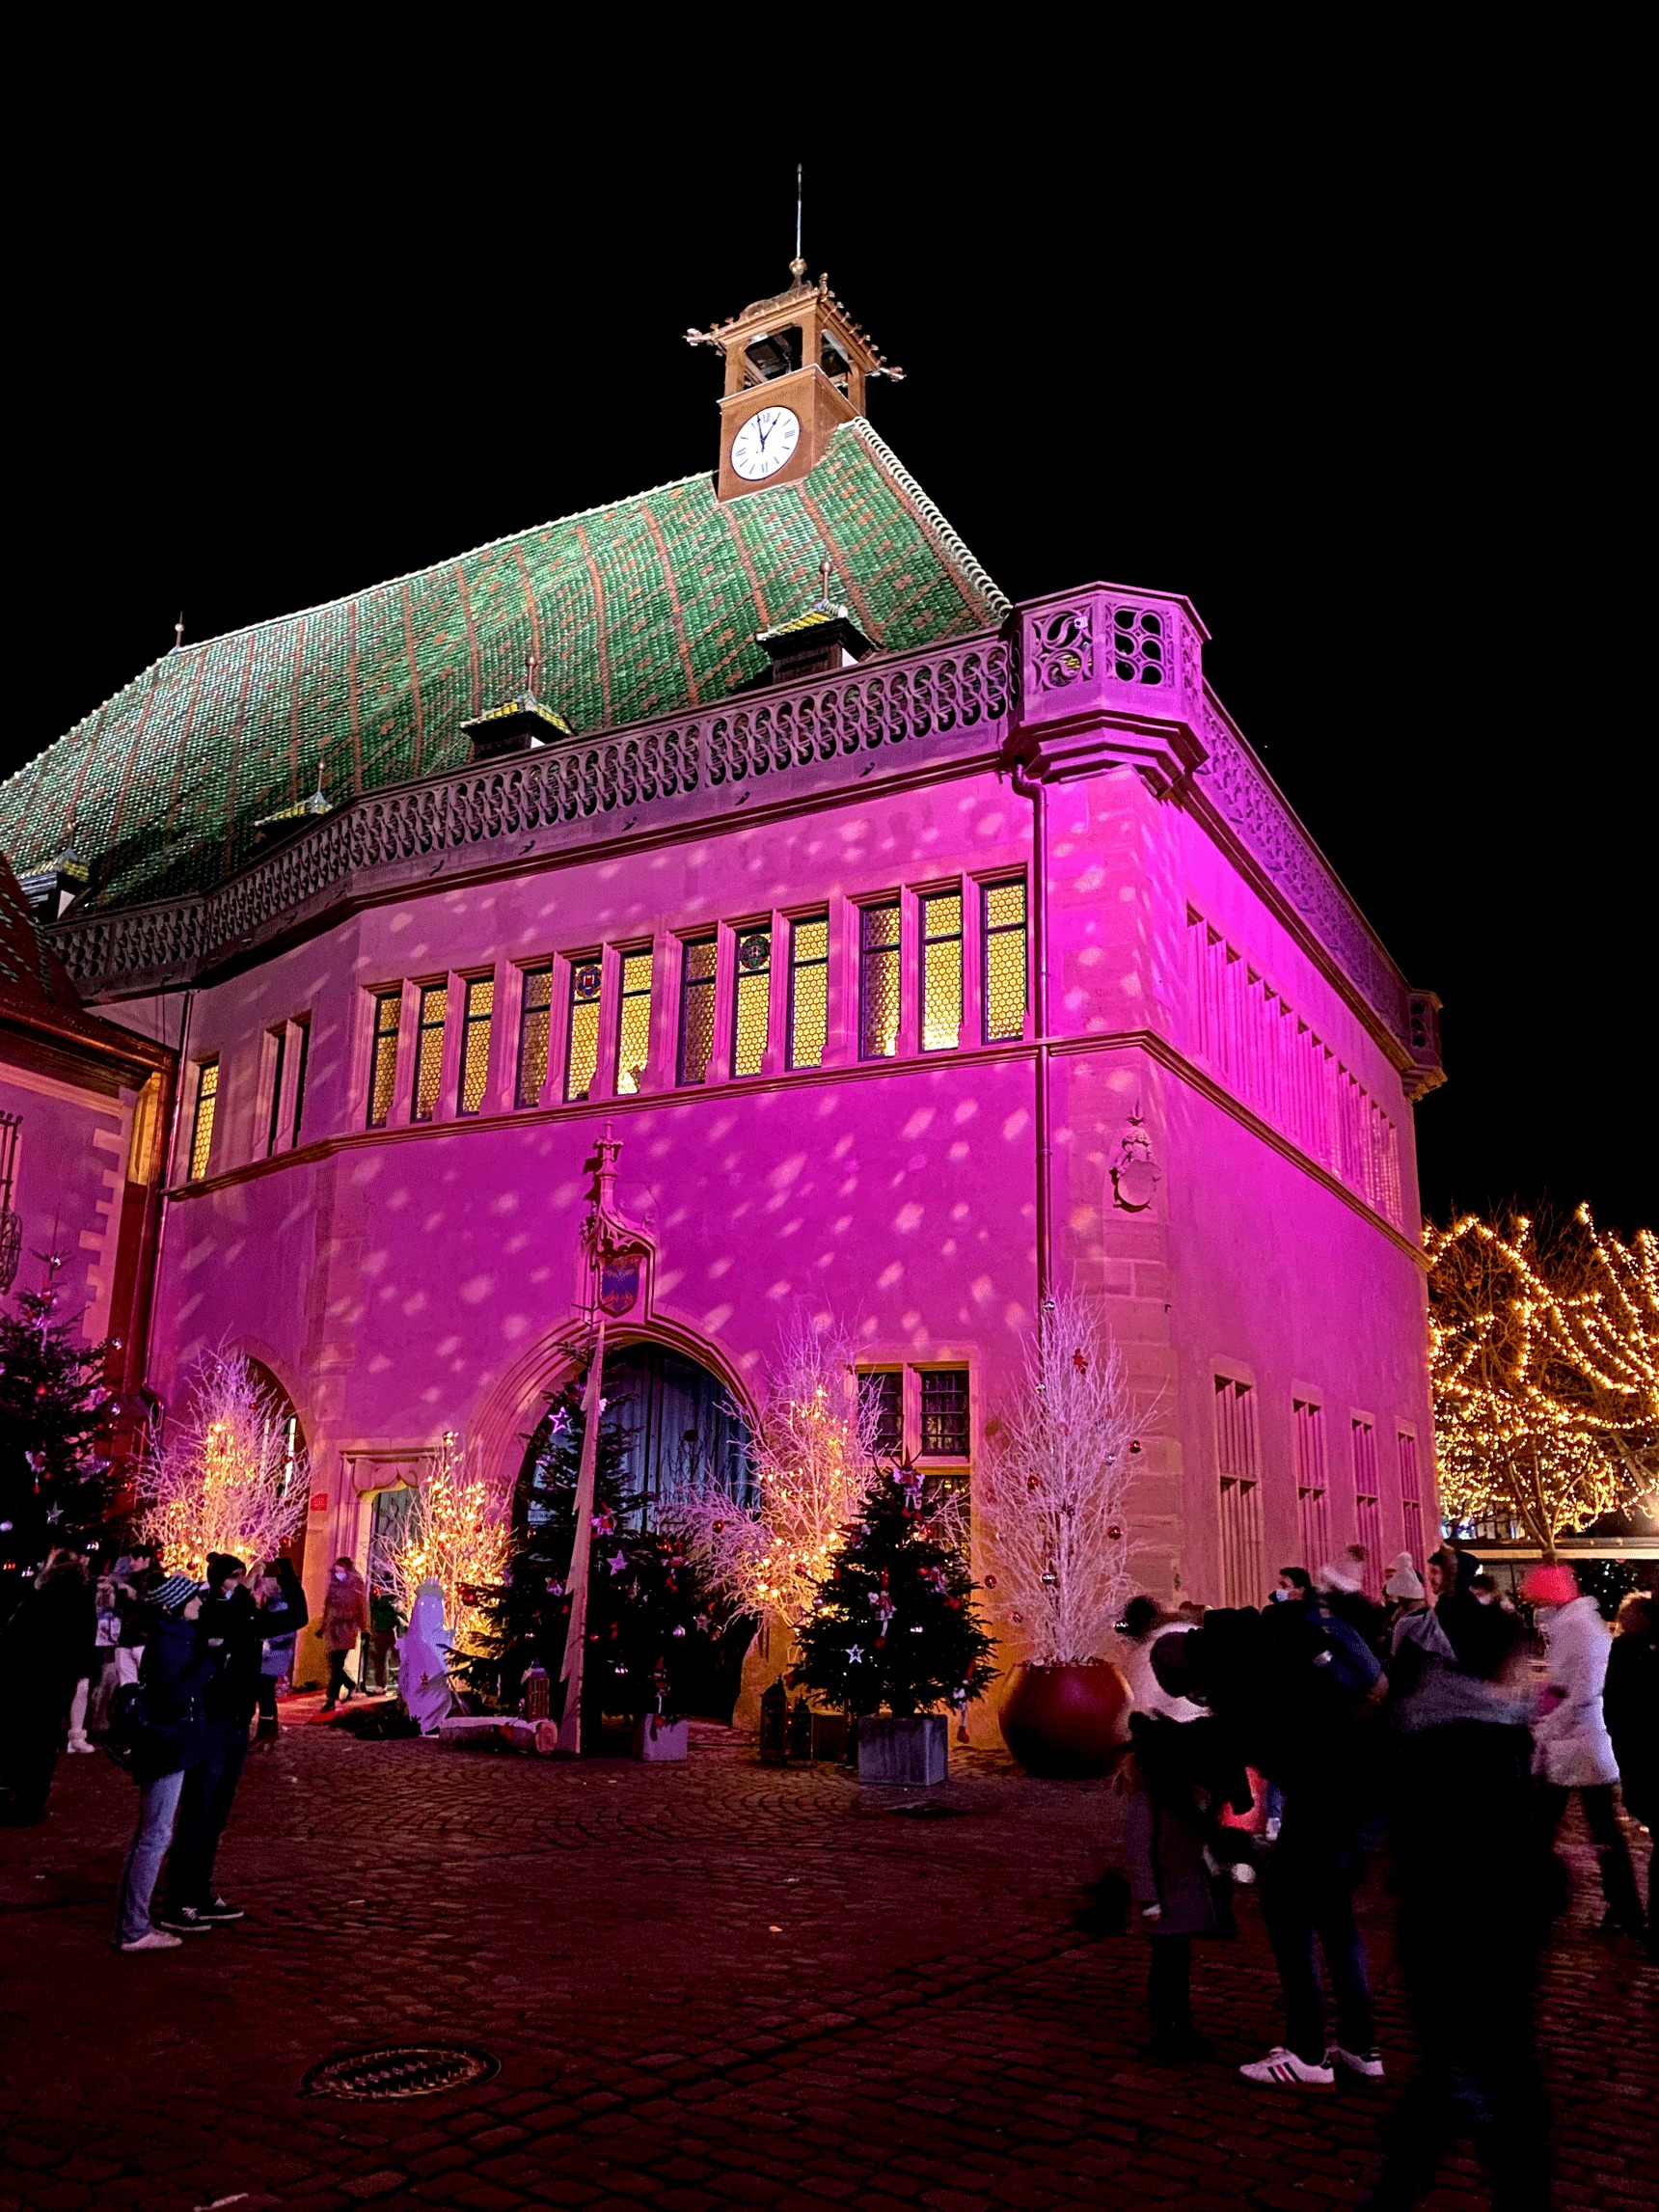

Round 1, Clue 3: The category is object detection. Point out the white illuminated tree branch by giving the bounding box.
[137,1352,307,1580]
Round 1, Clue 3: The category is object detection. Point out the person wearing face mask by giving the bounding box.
[1526,1561,1645,1946]
[319,1555,369,1712]
[1272,1568,1311,1604]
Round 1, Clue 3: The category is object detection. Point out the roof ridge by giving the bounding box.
[847,420,1011,618]
[10,464,720,779]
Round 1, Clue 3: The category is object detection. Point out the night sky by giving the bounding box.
[12,81,1648,1234]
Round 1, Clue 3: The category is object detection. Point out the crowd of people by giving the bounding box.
[1111,1544,1655,2212]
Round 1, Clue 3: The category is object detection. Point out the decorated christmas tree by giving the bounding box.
[457,1377,726,1728]
[0,1262,116,1597]
[793,1462,996,1721]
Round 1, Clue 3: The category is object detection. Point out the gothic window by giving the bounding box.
[1293,1397,1330,1570]
[859,902,901,1058]
[1214,1376,1264,1607]
[457,975,494,1115]
[919,1369,970,1459]
[411,983,449,1123]
[788,914,829,1070]
[731,928,772,1077]
[921,890,963,1052]
[858,1369,903,1459]
[678,936,717,1084]
[516,965,552,1107]
[614,949,653,1094]
[564,959,602,1103]
[265,1026,286,1158]
[1398,1429,1424,1571]
[982,878,1027,1042]
[1351,1419,1381,1590]
[290,1019,311,1145]
[367,990,401,1129]
[187,1058,219,1182]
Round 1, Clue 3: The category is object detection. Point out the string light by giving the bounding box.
[378,1430,509,1650]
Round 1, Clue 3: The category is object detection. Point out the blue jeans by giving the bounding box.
[1261,1796,1375,2062]
[115,1768,186,1944]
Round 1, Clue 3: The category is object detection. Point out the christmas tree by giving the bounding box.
[793,1462,996,1720]
[457,1377,727,1729]
[0,1261,116,1598]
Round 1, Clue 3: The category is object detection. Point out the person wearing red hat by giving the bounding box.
[1524,1561,1646,1945]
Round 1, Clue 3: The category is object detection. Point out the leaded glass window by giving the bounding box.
[614,949,654,1094]
[732,928,772,1077]
[921,889,963,1051]
[788,914,830,1069]
[565,958,602,1103]
[367,990,401,1129]
[187,1058,219,1182]
[678,936,717,1084]
[859,902,901,1059]
[290,1019,310,1144]
[411,983,448,1123]
[858,1369,903,1459]
[920,1368,970,1458]
[516,965,552,1106]
[982,878,1027,1042]
[457,974,494,1114]
[265,1026,286,1157]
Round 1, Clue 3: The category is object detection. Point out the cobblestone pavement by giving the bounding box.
[1,1707,1653,2212]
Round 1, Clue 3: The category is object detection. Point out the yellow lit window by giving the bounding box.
[982,878,1027,1042]
[614,950,654,1094]
[457,975,494,1114]
[411,984,449,1123]
[565,958,602,1102]
[920,890,963,1051]
[187,1059,219,1181]
[678,937,717,1084]
[516,966,552,1106]
[788,914,830,1069]
[367,991,401,1128]
[732,929,772,1077]
[859,903,901,1058]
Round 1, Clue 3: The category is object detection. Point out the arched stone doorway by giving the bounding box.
[514,1337,755,1721]
[243,1356,309,1578]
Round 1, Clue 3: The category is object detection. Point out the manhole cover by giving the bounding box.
[301,2045,499,2100]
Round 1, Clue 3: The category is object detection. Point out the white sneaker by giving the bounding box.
[67,1735,95,1753]
[1230,1861,1258,1885]
[119,1930,183,1953]
[1328,2045,1385,2078]
[1238,2045,1335,2088]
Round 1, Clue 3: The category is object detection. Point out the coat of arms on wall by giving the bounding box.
[1110,1109,1160,1213]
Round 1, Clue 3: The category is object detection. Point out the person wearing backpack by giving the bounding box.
[112,1578,210,1953]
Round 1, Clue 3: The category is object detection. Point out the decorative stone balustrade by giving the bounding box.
[49,637,1015,993]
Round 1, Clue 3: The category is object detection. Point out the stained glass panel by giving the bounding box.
[982,878,1027,1042]
[788,914,829,1069]
[732,930,771,1077]
[188,1059,219,1181]
[516,966,552,1106]
[860,902,901,1058]
[678,936,717,1084]
[565,959,602,1103]
[367,991,401,1128]
[412,984,448,1122]
[615,950,654,1094]
[920,890,962,1051]
[458,975,494,1114]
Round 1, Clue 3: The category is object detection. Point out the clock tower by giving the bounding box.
[687,261,903,503]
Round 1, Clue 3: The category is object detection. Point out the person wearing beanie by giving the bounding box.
[1382,1554,1424,1607]
[113,1581,210,1952]
[155,1551,281,1935]
[1525,1561,1645,1944]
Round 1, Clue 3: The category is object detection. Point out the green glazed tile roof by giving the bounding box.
[1,423,1006,911]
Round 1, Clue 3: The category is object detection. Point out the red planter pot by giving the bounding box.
[998,1660,1131,1778]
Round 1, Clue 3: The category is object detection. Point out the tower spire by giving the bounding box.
[790,162,805,279]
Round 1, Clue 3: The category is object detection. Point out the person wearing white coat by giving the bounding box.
[1525,1563,1645,1942]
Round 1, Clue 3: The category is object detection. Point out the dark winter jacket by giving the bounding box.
[1123,1714,1227,1938]
[1604,1625,1659,1816]
[1,1570,95,1716]
[202,1583,301,1726]
[132,1615,212,1782]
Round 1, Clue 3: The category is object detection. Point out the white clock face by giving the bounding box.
[730,405,801,481]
